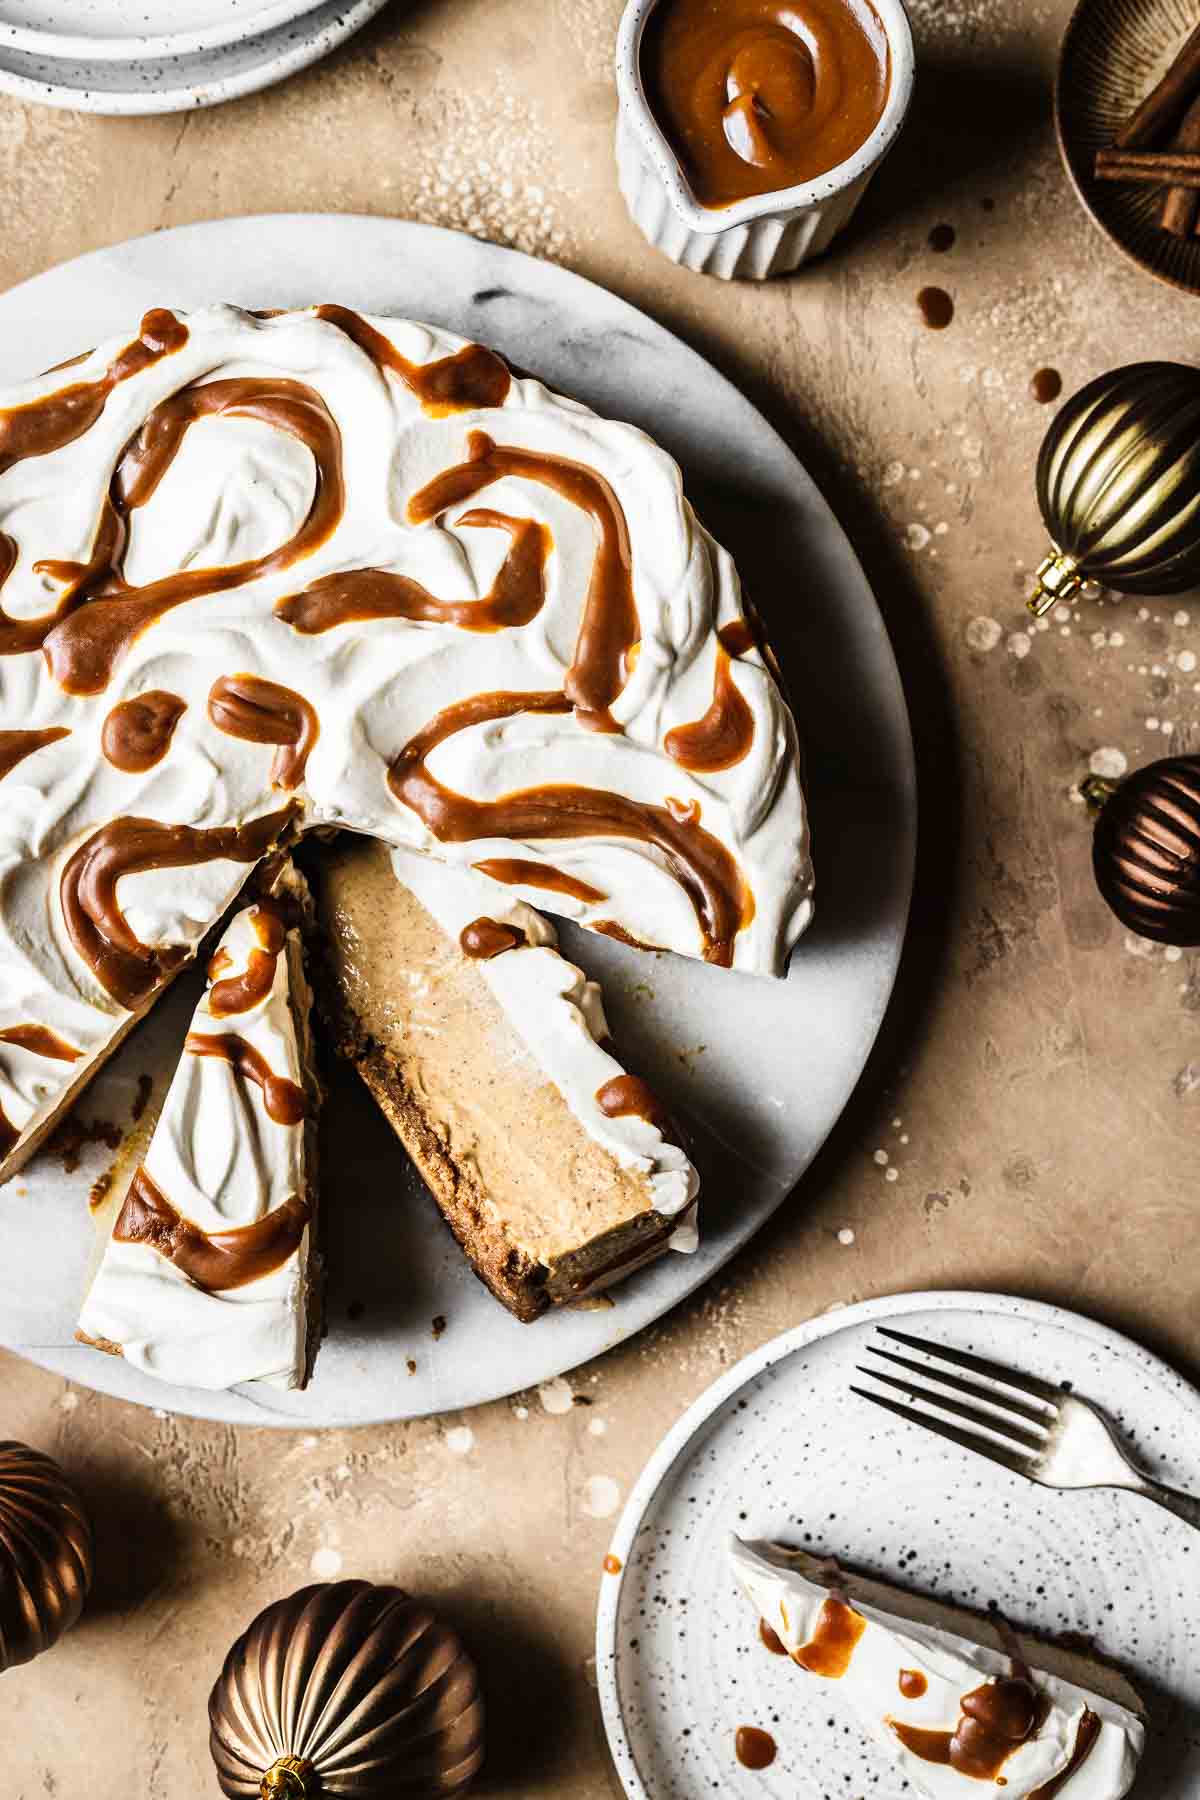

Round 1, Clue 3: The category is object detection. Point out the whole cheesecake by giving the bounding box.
[0,302,812,1184]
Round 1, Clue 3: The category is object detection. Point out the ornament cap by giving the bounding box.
[1080,773,1118,813]
[1028,549,1081,618]
[261,1757,314,1800]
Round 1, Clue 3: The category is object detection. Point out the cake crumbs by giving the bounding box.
[431,1315,447,1340]
[407,1358,418,1376]
[50,1113,122,1174]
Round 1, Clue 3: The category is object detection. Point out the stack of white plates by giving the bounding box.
[0,0,390,113]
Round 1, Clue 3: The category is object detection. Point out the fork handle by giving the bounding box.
[1118,1471,1200,1532]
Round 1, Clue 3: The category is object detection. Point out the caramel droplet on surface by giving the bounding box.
[899,1667,928,1698]
[917,287,954,329]
[603,1554,622,1575]
[459,917,527,960]
[735,1726,777,1770]
[927,223,956,252]
[1031,367,1062,405]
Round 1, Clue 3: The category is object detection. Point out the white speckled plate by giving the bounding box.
[597,1291,1200,1799]
[0,215,914,1427]
[0,0,387,114]
[0,0,327,62]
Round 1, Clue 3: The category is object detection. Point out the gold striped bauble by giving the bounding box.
[0,1440,93,1672]
[1029,362,1200,616]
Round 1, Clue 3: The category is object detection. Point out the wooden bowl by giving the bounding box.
[1056,0,1200,294]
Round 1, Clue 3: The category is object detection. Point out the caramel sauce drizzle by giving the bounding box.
[60,805,297,1010]
[0,1024,82,1061]
[101,690,186,773]
[0,309,188,480]
[276,510,548,637]
[459,917,527,960]
[758,1619,787,1655]
[735,1726,777,1771]
[593,921,659,951]
[0,725,70,781]
[792,1597,867,1678]
[595,1073,674,1133]
[386,689,750,965]
[664,644,754,773]
[887,1673,1043,1779]
[207,674,319,791]
[113,1163,309,1292]
[39,377,344,696]
[185,1031,307,1126]
[472,856,607,904]
[408,431,637,722]
[316,304,511,416]
[1029,1711,1101,1800]
[208,907,287,1018]
[718,617,756,657]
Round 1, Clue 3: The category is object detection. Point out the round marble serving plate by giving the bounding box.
[0,0,387,114]
[1057,0,1200,296]
[0,215,915,1428]
[597,1291,1200,1798]
[0,0,327,62]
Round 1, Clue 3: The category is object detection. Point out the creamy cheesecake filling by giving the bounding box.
[729,1538,1144,1800]
[77,890,319,1390]
[0,302,811,1175]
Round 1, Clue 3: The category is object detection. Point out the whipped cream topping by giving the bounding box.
[77,900,314,1390]
[729,1537,1143,1800]
[0,303,811,1171]
[390,845,699,1242]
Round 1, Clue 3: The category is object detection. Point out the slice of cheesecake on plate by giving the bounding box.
[729,1536,1144,1799]
[76,859,322,1391]
[311,836,699,1323]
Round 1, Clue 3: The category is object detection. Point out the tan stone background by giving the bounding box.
[3,0,1199,1792]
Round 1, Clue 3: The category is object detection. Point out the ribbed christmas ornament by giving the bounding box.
[1083,755,1200,944]
[208,1581,485,1798]
[0,1441,93,1672]
[1028,362,1200,617]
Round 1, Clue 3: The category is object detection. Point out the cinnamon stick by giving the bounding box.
[1161,90,1200,235]
[1116,22,1200,149]
[1095,147,1200,187]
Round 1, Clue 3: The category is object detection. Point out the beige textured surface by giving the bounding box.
[3,0,1200,1792]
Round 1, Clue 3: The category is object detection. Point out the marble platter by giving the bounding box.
[0,0,387,113]
[597,1290,1200,1799]
[0,0,327,60]
[0,215,915,1426]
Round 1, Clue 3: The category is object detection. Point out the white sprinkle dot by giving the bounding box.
[1166,945,1184,963]
[1175,610,1191,626]
[1088,747,1127,780]
[588,1417,608,1437]
[1146,717,1160,731]
[445,1426,475,1455]
[582,1476,621,1519]
[538,1376,575,1415]
[1036,618,1051,633]
[907,523,932,552]
[58,1391,78,1412]
[1179,650,1196,673]
[965,615,1002,652]
[1162,720,1174,735]
[513,1405,529,1420]
[837,1227,856,1247]
[1007,631,1032,660]
[1060,625,1071,637]
[891,1116,902,1128]
[900,1134,910,1145]
[310,1546,343,1580]
[885,1167,900,1183]
[873,1149,889,1166]
[1109,632,1125,648]
[1138,607,1150,621]
[1053,605,1072,624]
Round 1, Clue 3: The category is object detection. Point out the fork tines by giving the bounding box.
[850,1325,1065,1481]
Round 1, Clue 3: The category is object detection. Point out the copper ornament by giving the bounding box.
[208,1580,485,1798]
[1085,754,1200,943]
[0,1440,93,1672]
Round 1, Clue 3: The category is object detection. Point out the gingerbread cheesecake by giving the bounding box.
[0,301,810,1187]
[729,1537,1145,1799]
[313,835,699,1321]
[76,862,321,1390]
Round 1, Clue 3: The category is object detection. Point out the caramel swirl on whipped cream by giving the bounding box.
[0,303,811,1172]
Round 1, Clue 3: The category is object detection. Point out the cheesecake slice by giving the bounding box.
[312,835,699,1323]
[729,1537,1144,1799]
[76,860,322,1390]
